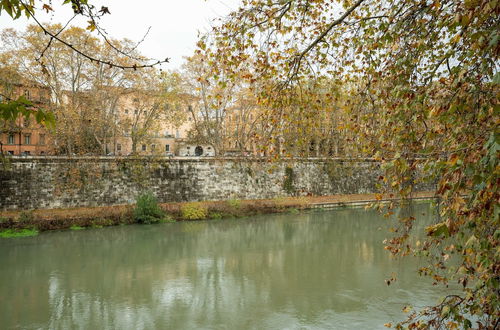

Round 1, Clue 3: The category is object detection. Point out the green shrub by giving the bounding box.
[0,216,8,224]
[227,199,242,209]
[70,225,85,230]
[134,192,165,224]
[289,208,299,214]
[180,202,208,220]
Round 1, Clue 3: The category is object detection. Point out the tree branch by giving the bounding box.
[20,1,169,70]
[286,0,366,84]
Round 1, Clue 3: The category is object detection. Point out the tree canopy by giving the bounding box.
[200,0,499,328]
[0,0,168,128]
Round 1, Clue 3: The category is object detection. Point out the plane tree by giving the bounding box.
[200,0,499,327]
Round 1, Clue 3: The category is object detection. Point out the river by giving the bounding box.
[0,203,447,329]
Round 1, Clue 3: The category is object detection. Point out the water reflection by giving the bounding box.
[0,204,445,329]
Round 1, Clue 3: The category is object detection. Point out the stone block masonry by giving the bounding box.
[0,157,432,211]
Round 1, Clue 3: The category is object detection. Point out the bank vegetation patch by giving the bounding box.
[181,202,208,220]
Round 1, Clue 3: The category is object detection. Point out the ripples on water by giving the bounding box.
[0,203,449,329]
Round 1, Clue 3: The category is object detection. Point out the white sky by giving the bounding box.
[0,0,241,69]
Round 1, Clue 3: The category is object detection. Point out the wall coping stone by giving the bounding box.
[3,156,382,164]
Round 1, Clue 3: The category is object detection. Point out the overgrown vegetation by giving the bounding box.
[0,228,38,238]
[209,212,223,220]
[283,167,295,195]
[133,192,165,224]
[201,0,499,326]
[18,211,34,223]
[0,194,432,236]
[227,199,242,209]
[180,202,208,220]
[158,215,175,223]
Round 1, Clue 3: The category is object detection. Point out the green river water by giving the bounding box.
[0,204,448,329]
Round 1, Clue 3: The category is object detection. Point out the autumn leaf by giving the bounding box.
[42,4,53,13]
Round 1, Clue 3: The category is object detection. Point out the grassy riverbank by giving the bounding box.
[0,192,434,237]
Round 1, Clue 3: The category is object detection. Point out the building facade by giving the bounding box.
[0,73,54,156]
[106,90,195,156]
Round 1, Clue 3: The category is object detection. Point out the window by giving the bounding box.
[125,109,129,114]
[134,109,138,115]
[151,144,156,151]
[39,134,46,145]
[142,144,146,151]
[176,130,180,138]
[7,151,14,155]
[40,151,45,155]
[165,144,170,152]
[188,105,193,112]
[24,89,30,99]
[23,151,30,155]
[23,118,30,128]
[117,144,122,151]
[7,134,15,145]
[24,134,31,145]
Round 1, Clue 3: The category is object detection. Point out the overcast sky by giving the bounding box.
[0,0,240,69]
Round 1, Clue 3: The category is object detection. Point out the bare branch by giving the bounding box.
[20,1,169,70]
[287,0,366,83]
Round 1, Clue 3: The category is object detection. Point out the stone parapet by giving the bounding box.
[0,157,432,210]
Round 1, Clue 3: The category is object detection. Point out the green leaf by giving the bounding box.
[440,305,450,318]
[426,222,449,237]
[493,72,500,84]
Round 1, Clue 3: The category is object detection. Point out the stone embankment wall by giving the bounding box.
[0,157,430,211]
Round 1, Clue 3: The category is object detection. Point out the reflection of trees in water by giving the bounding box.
[0,205,438,329]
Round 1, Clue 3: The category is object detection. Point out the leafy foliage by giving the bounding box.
[227,199,242,209]
[0,95,55,128]
[201,0,500,327]
[0,0,35,19]
[0,24,182,155]
[133,192,165,224]
[180,202,208,220]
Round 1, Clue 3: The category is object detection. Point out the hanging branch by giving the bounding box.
[86,6,154,63]
[20,1,169,70]
[285,0,366,84]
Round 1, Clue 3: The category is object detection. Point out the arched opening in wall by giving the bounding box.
[195,146,203,156]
